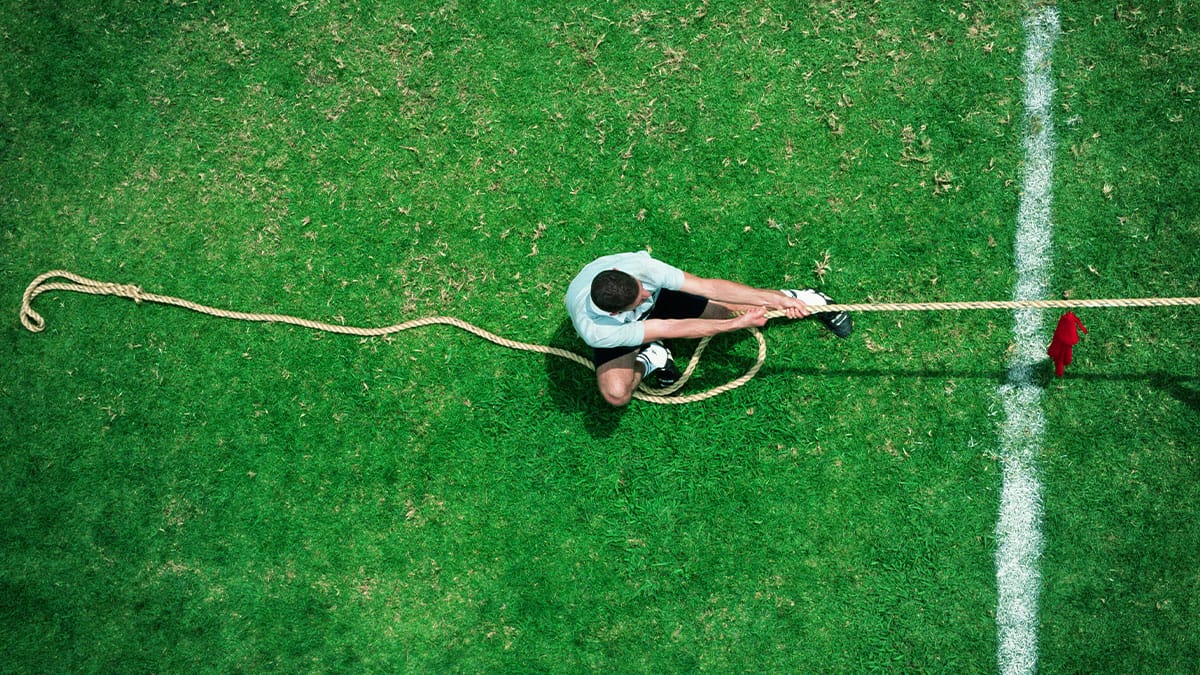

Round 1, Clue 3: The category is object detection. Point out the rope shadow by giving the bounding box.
[753,362,1200,415]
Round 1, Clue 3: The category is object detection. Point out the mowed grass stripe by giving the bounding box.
[995,7,1059,675]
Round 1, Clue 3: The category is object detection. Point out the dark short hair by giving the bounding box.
[591,270,639,312]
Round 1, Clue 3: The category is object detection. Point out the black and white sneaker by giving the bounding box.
[636,341,681,386]
[783,288,853,338]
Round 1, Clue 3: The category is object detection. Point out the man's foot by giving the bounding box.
[783,288,853,338]
[636,341,681,386]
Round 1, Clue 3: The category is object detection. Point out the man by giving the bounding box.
[565,251,852,406]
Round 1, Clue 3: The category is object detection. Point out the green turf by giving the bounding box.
[1039,4,1200,672]
[2,0,1197,671]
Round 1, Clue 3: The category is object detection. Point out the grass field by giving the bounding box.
[2,0,1197,671]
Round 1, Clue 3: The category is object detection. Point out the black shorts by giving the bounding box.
[592,289,709,367]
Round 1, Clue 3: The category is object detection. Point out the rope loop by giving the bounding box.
[20,307,45,333]
[19,270,60,333]
[20,271,147,333]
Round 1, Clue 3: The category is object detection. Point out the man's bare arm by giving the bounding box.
[641,308,768,343]
[679,272,809,317]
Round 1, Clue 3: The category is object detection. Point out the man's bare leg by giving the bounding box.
[596,352,643,407]
[702,300,750,319]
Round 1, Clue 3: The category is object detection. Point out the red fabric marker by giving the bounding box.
[1047,311,1087,376]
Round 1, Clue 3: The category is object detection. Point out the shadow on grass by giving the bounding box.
[542,318,627,438]
[1148,373,1200,414]
[540,319,1199,424]
[755,360,1199,415]
[541,320,767,437]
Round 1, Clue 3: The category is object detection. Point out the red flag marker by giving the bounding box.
[1047,311,1087,376]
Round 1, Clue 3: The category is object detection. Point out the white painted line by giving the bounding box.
[996,7,1059,675]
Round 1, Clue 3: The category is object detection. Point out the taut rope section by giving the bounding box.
[19,270,1200,404]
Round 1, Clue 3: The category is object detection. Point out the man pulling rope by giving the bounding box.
[564,251,852,406]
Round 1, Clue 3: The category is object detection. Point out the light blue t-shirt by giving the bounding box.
[565,251,686,348]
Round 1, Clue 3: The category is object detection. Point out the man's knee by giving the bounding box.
[600,382,634,407]
[596,356,639,407]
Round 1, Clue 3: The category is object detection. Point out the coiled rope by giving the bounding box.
[19,270,1200,404]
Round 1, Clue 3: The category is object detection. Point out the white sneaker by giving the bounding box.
[636,341,681,387]
[783,288,853,338]
[636,341,672,377]
[783,288,830,307]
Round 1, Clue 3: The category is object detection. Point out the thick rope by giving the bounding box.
[19,270,1200,404]
[18,270,742,404]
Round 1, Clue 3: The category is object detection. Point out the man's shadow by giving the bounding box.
[543,318,622,437]
[543,319,776,437]
[544,318,1200,436]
